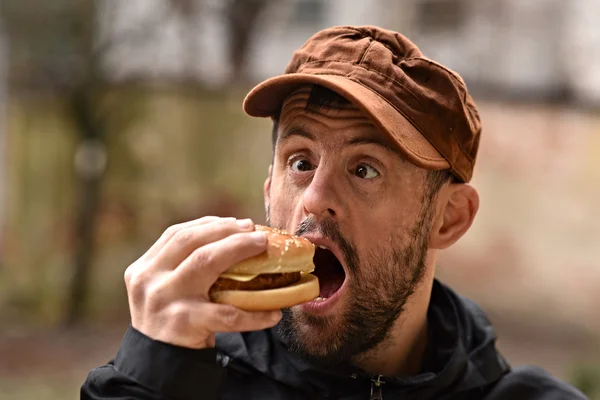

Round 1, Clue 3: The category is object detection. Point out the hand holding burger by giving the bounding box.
[123,217,318,350]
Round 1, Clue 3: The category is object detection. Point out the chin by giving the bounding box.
[281,297,349,358]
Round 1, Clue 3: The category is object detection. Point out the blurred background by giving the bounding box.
[0,0,599,399]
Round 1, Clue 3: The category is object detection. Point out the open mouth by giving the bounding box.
[312,246,346,301]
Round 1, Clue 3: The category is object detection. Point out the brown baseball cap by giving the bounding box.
[243,25,481,183]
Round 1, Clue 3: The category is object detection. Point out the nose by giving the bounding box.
[301,164,344,220]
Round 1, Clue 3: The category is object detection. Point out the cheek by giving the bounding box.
[353,202,415,245]
[349,213,419,276]
[366,184,424,230]
[352,236,411,287]
[268,174,304,224]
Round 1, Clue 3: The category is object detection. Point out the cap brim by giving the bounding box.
[243,73,450,170]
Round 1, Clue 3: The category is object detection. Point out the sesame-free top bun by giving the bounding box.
[209,225,319,311]
[223,225,316,275]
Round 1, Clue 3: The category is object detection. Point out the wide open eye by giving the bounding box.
[354,164,380,179]
[291,158,314,172]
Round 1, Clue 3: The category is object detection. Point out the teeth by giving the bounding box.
[314,297,326,302]
[318,245,328,250]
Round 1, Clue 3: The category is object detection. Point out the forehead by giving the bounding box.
[277,87,395,148]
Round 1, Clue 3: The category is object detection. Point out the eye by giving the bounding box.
[354,164,380,179]
[291,158,314,172]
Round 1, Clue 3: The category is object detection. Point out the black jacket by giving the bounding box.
[82,280,587,399]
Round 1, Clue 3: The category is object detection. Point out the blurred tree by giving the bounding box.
[2,0,274,326]
[170,0,204,81]
[4,0,122,326]
[62,1,107,327]
[0,17,7,270]
[224,0,273,84]
[167,0,274,83]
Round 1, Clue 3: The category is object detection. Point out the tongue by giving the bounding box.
[315,265,345,298]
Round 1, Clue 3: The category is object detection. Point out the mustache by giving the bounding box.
[294,217,359,275]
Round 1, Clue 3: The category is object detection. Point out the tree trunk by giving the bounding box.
[0,24,7,267]
[63,88,106,327]
[225,0,271,84]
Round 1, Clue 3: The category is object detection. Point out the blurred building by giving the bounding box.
[389,0,600,106]
[98,0,388,85]
[101,0,600,106]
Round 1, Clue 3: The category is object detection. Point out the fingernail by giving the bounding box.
[249,231,267,244]
[237,218,253,229]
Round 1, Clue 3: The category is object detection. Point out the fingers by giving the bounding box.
[149,217,258,273]
[150,302,281,349]
[143,216,222,260]
[190,302,282,333]
[172,230,269,294]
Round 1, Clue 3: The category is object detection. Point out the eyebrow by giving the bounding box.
[278,126,403,160]
[345,137,402,158]
[278,127,315,145]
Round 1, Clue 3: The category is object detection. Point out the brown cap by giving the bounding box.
[243,26,481,182]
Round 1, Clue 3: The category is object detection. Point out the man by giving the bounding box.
[82,26,586,399]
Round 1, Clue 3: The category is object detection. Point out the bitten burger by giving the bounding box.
[209,225,319,311]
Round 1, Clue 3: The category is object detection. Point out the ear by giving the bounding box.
[429,183,479,250]
[263,164,272,211]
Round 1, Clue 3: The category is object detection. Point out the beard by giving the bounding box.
[266,200,434,367]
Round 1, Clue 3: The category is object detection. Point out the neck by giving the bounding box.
[351,254,436,377]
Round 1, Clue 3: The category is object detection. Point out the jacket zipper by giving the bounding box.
[369,375,385,400]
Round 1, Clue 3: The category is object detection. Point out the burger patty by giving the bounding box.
[210,272,301,292]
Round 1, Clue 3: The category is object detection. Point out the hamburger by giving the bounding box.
[209,225,319,311]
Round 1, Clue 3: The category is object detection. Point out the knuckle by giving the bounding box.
[218,307,242,329]
[227,232,250,248]
[169,303,191,332]
[125,269,147,299]
[199,215,218,223]
[144,283,168,313]
[172,229,194,247]
[124,266,134,286]
[236,231,252,244]
[206,217,236,233]
[190,248,215,269]
[163,223,182,240]
[128,283,145,306]
[216,217,236,227]
[125,266,162,307]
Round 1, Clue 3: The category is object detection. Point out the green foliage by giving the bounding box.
[0,378,78,400]
[570,364,600,400]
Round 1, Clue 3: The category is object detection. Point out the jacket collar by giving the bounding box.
[216,280,510,398]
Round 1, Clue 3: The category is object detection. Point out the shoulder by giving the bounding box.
[485,366,588,399]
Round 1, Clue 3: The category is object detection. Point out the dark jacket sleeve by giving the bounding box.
[81,327,227,400]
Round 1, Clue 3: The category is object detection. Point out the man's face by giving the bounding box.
[265,88,438,366]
